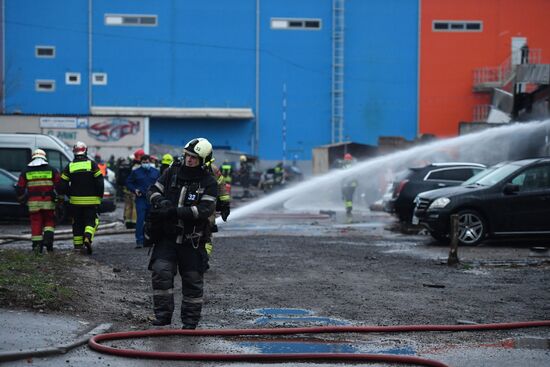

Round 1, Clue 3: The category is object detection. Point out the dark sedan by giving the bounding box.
[0,168,116,222]
[413,158,550,245]
[385,162,486,222]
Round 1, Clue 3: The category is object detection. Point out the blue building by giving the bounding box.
[1,0,419,167]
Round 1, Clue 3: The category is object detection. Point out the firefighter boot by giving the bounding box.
[43,230,54,253]
[32,240,43,254]
[83,234,93,255]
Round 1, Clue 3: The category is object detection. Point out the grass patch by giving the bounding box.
[0,249,76,310]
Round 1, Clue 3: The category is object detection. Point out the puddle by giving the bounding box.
[254,308,349,326]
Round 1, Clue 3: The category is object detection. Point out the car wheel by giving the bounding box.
[456,209,486,246]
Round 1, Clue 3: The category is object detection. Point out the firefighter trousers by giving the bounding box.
[71,205,99,248]
[29,209,55,251]
[149,237,208,328]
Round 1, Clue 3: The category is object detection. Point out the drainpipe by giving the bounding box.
[254,0,261,157]
[416,0,421,138]
[88,0,93,113]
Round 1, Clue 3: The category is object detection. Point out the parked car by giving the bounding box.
[0,169,116,223]
[385,162,486,222]
[0,168,28,219]
[0,133,116,221]
[413,158,550,246]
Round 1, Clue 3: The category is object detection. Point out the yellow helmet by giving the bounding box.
[161,153,174,165]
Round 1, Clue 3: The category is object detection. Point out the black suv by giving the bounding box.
[386,163,486,222]
[413,158,550,245]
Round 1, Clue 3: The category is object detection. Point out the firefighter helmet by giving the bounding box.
[31,148,47,161]
[240,155,247,162]
[184,138,213,165]
[161,153,174,165]
[73,141,88,156]
[344,153,353,161]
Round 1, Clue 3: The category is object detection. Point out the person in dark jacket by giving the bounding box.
[126,154,160,248]
[146,137,217,329]
[59,141,104,254]
[16,149,61,253]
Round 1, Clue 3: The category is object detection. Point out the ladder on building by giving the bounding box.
[331,0,345,143]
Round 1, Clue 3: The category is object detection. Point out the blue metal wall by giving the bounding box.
[4,0,88,114]
[259,0,333,161]
[345,0,419,144]
[3,0,419,161]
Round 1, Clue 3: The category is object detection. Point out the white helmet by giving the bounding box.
[73,141,87,156]
[32,148,47,161]
[183,138,213,164]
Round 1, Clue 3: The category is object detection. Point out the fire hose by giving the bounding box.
[89,320,550,366]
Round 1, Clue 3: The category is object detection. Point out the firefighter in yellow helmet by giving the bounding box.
[59,141,104,254]
[238,155,252,198]
[160,153,174,175]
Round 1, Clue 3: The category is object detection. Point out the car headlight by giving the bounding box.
[429,197,450,209]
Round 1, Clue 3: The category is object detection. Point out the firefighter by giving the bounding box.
[204,157,231,268]
[237,155,251,198]
[220,160,232,184]
[59,141,104,254]
[341,153,357,218]
[15,149,61,253]
[160,153,174,175]
[95,154,108,177]
[273,162,285,186]
[123,149,144,229]
[125,154,160,248]
[146,137,217,329]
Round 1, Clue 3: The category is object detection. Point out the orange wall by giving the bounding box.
[420,0,550,136]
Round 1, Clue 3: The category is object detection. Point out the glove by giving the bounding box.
[220,203,230,222]
[149,203,178,221]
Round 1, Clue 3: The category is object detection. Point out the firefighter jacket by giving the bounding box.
[16,164,61,212]
[60,157,104,205]
[147,162,217,244]
[209,163,231,205]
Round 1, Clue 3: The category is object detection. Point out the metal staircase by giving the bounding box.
[331,0,345,143]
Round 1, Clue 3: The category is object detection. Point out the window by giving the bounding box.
[432,20,483,32]
[44,149,69,172]
[271,18,321,30]
[0,148,31,173]
[0,171,14,186]
[92,73,108,85]
[426,168,481,182]
[511,166,550,192]
[35,80,55,92]
[66,72,81,85]
[35,46,55,58]
[105,14,158,26]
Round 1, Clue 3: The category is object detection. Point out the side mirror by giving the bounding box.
[503,183,520,195]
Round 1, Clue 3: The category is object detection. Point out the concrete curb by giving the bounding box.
[0,323,111,362]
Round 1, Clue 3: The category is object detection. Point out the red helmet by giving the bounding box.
[134,148,145,161]
[73,141,88,156]
[344,153,353,161]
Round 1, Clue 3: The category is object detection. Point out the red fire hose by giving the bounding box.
[89,320,550,366]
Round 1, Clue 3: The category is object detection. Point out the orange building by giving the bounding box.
[419,0,550,136]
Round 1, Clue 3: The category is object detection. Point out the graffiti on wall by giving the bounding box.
[87,118,140,142]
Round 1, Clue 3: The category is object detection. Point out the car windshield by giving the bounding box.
[464,163,520,186]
